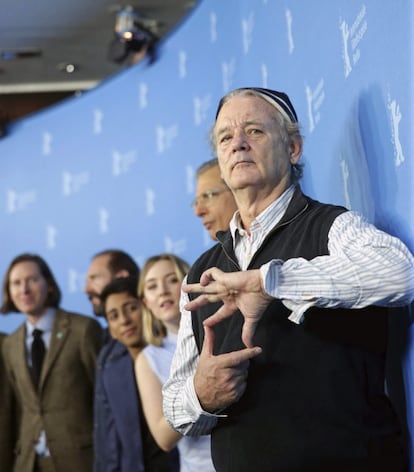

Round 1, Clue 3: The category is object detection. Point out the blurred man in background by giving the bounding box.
[84,249,140,318]
[193,158,237,240]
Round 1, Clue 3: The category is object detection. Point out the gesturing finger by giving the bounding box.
[217,345,263,367]
[183,280,228,297]
[202,328,262,368]
[202,302,238,328]
[241,318,261,349]
[184,293,223,311]
[201,323,262,365]
[200,323,215,357]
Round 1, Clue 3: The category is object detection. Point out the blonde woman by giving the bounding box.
[135,254,214,471]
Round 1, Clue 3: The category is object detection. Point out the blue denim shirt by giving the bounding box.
[94,337,144,471]
[94,335,179,472]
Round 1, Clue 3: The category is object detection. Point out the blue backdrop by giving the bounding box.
[1,0,413,465]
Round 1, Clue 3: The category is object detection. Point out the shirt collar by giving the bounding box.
[229,184,296,242]
[26,307,56,335]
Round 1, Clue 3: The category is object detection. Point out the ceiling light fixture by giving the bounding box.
[108,5,159,64]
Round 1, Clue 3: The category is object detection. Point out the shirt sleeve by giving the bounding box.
[162,283,220,436]
[260,211,414,323]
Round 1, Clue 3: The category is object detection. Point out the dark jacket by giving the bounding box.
[188,188,406,472]
[94,337,179,472]
[3,310,102,472]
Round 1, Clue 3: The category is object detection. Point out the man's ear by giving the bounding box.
[289,137,303,164]
[114,269,130,279]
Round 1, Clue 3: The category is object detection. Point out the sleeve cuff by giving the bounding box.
[260,260,315,324]
[179,376,224,436]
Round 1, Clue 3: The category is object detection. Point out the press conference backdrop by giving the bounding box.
[1,0,413,462]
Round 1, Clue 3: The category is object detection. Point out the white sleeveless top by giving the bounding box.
[143,333,215,472]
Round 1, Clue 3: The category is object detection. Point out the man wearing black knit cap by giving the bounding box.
[163,87,414,471]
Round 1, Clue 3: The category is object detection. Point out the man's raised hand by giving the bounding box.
[183,267,273,348]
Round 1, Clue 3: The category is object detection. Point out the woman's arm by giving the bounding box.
[135,351,182,452]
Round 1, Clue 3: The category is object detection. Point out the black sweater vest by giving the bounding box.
[188,188,405,472]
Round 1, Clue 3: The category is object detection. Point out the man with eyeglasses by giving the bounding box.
[193,158,237,240]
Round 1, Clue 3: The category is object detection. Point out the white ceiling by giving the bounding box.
[0,0,197,94]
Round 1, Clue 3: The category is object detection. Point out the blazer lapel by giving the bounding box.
[39,310,70,388]
[13,323,33,389]
[11,324,40,399]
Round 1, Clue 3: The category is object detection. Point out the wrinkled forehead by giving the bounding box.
[214,94,279,133]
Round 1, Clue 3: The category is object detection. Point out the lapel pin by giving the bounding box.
[56,332,63,339]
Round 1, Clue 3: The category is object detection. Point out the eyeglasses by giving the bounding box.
[191,188,230,210]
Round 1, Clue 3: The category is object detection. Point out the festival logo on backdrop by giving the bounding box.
[387,94,405,167]
[139,82,149,109]
[261,63,269,89]
[305,79,325,133]
[99,207,110,234]
[62,170,90,197]
[112,149,137,176]
[6,189,37,214]
[242,12,254,54]
[42,131,53,155]
[193,95,211,126]
[164,235,186,255]
[68,268,84,293]
[46,224,58,249]
[340,4,368,78]
[179,50,187,79]
[339,159,351,210]
[285,8,295,54]
[186,165,195,196]
[222,58,236,93]
[210,11,218,42]
[93,109,103,134]
[156,124,178,154]
[145,187,156,215]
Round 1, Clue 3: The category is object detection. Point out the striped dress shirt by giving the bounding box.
[163,185,414,436]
